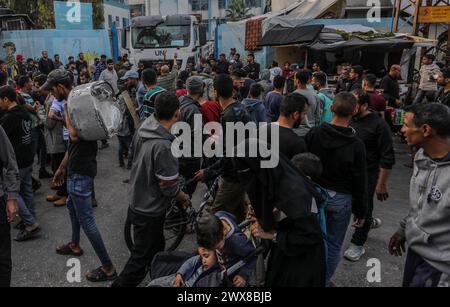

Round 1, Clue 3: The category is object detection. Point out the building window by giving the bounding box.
[246,0,261,7]
[108,15,113,28]
[219,0,226,9]
[190,0,208,11]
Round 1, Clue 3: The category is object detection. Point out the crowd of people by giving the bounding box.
[0,47,449,288]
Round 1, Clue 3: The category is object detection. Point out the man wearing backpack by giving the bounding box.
[241,83,266,125]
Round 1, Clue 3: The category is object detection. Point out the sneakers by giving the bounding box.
[371,218,382,229]
[344,244,366,262]
[54,197,67,207]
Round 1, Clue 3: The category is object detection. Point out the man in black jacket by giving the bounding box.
[344,91,395,262]
[178,76,204,197]
[0,125,20,287]
[346,65,364,92]
[0,86,41,242]
[38,51,55,75]
[305,92,368,286]
[436,68,450,107]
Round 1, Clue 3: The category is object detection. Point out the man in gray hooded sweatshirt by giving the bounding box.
[390,103,450,287]
[113,92,191,287]
[0,125,20,287]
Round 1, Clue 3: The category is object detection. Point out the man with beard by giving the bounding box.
[436,68,450,107]
[344,91,395,262]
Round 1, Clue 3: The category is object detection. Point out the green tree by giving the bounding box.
[226,0,254,22]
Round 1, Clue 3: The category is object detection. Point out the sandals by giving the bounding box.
[14,226,41,242]
[86,267,117,283]
[56,243,84,257]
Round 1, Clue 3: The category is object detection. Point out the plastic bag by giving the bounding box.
[67,81,122,141]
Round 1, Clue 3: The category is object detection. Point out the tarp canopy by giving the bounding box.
[259,24,324,47]
[304,28,415,52]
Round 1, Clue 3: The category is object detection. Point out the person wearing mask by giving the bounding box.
[389,103,450,287]
[413,54,441,104]
[244,53,260,81]
[38,51,55,75]
[344,90,395,262]
[264,75,285,122]
[54,54,64,69]
[294,70,322,136]
[346,65,364,92]
[363,74,387,119]
[44,69,117,283]
[94,55,107,81]
[99,59,119,95]
[435,67,450,107]
[0,86,41,242]
[305,92,368,286]
[0,125,20,287]
[112,92,190,287]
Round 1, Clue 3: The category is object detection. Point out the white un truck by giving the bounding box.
[122,14,208,71]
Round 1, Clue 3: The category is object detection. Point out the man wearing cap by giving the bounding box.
[13,55,27,79]
[178,76,205,197]
[43,69,117,283]
[99,59,119,95]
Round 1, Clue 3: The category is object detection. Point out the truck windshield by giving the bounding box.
[132,24,191,49]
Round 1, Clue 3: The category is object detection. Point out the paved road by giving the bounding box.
[11,138,413,287]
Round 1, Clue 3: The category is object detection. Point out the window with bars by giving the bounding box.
[190,0,209,11]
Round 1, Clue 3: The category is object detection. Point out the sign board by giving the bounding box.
[418,6,450,23]
[54,1,93,30]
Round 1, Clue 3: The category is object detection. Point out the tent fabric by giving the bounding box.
[306,31,415,52]
[259,24,324,47]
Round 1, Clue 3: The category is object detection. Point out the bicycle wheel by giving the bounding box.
[164,202,188,251]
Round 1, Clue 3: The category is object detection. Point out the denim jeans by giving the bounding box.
[67,174,112,267]
[413,90,437,104]
[17,167,37,226]
[325,191,353,286]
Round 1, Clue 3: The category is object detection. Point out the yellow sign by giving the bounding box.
[419,6,450,23]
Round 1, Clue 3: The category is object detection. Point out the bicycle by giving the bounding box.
[124,177,220,252]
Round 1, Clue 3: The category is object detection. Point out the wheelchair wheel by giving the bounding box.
[164,202,188,251]
[124,203,188,252]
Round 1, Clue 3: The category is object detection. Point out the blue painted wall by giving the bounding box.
[0,30,111,63]
[54,1,94,30]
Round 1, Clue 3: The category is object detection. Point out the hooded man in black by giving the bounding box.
[344,91,395,262]
[305,92,368,286]
[233,139,326,287]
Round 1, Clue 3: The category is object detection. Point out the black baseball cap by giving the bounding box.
[41,69,71,91]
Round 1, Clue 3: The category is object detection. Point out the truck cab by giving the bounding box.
[123,14,207,71]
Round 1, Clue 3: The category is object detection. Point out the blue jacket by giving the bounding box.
[94,62,107,81]
[215,211,256,281]
[241,98,267,126]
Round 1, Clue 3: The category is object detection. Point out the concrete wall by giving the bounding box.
[0,30,112,64]
[104,1,131,28]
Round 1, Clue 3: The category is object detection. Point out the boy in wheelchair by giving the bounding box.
[148,211,256,287]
